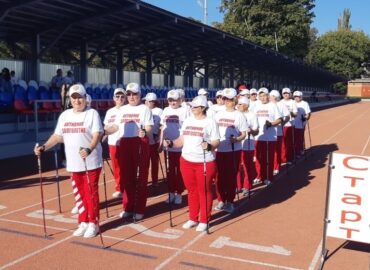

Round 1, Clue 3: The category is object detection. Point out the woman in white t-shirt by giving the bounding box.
[253,88,282,186]
[214,88,247,214]
[236,97,259,197]
[293,91,311,156]
[163,96,220,232]
[279,88,298,164]
[107,83,153,221]
[34,84,103,238]
[160,90,189,205]
[269,90,290,175]
[103,88,126,199]
[143,92,163,186]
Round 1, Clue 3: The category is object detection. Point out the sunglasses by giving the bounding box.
[251,93,257,95]
[127,92,138,97]
[216,96,223,99]
[222,97,233,101]
[115,95,125,99]
[167,98,178,102]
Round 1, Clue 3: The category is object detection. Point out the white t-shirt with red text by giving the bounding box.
[249,99,261,113]
[115,104,153,138]
[161,106,189,152]
[215,110,248,152]
[280,99,298,127]
[181,116,220,163]
[241,111,259,151]
[254,102,282,141]
[294,100,311,129]
[103,106,121,146]
[275,101,290,136]
[54,107,103,172]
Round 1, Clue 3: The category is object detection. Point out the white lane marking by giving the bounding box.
[103,235,180,251]
[0,178,115,218]
[0,235,74,270]
[210,236,291,256]
[361,135,370,155]
[114,223,183,239]
[0,205,6,210]
[154,232,206,270]
[26,209,77,224]
[308,240,322,270]
[186,250,302,270]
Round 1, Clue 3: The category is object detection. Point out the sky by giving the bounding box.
[143,0,370,36]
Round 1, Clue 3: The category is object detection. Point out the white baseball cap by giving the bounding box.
[114,88,126,96]
[143,92,157,101]
[222,88,237,99]
[69,84,86,97]
[250,88,258,94]
[258,87,269,95]
[293,91,303,97]
[126,82,140,93]
[176,88,185,97]
[216,90,223,97]
[167,89,180,100]
[190,95,208,108]
[282,87,291,94]
[198,88,208,95]
[239,89,250,96]
[269,90,280,98]
[238,96,249,105]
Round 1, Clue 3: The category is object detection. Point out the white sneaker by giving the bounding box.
[253,178,262,185]
[224,202,235,214]
[273,170,279,176]
[83,222,98,238]
[112,191,122,198]
[134,213,144,220]
[182,220,198,229]
[195,223,208,232]
[119,211,133,218]
[71,206,78,214]
[165,193,175,204]
[214,201,225,211]
[73,222,88,236]
[174,194,182,205]
[264,179,272,186]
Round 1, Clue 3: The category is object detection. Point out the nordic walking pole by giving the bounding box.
[163,141,173,227]
[247,132,251,199]
[265,121,271,185]
[133,126,144,223]
[102,162,109,218]
[202,141,210,234]
[81,148,105,248]
[307,119,313,156]
[35,143,47,238]
[54,148,62,213]
[104,158,114,176]
[158,152,165,184]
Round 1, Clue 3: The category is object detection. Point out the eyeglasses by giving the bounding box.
[283,92,290,95]
[251,93,257,95]
[127,92,138,97]
[216,96,223,99]
[222,97,233,101]
[115,95,125,99]
[167,98,177,102]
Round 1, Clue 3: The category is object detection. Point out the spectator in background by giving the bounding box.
[10,70,18,86]
[51,68,64,90]
[64,70,75,85]
[0,68,13,93]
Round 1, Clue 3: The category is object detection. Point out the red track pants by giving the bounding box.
[255,140,276,181]
[215,151,241,203]
[166,151,185,194]
[71,167,101,224]
[109,145,121,192]
[180,157,217,223]
[119,137,150,215]
[273,136,283,171]
[281,126,294,163]
[149,143,160,184]
[237,150,256,190]
[294,128,305,155]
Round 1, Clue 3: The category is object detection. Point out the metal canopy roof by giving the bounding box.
[0,0,344,84]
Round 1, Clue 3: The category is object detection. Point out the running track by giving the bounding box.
[0,102,369,270]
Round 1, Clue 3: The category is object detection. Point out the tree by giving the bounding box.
[306,30,370,80]
[337,8,351,30]
[216,0,315,58]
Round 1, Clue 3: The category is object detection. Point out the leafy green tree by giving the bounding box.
[216,0,315,58]
[306,30,370,80]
